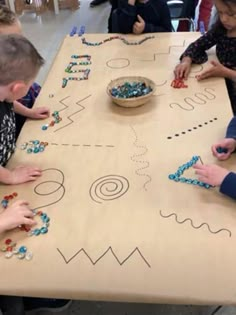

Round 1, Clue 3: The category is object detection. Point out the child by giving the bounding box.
[108,0,172,34]
[0,5,45,138]
[194,116,236,200]
[0,34,48,185]
[174,0,236,114]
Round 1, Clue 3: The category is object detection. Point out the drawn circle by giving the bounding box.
[34,180,63,196]
[106,58,130,69]
[90,175,129,203]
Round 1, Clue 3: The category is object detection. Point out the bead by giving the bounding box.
[19,246,27,253]
[25,252,33,261]
[5,239,12,245]
[5,251,13,258]
[216,147,228,154]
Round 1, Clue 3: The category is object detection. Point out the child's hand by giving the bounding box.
[196,60,229,80]
[193,163,229,186]
[7,166,42,184]
[28,107,50,119]
[0,200,36,233]
[212,138,236,161]
[174,57,192,80]
[133,15,145,34]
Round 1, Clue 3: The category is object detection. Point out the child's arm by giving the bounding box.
[174,29,220,80]
[0,165,41,185]
[13,100,50,119]
[211,117,236,160]
[0,200,36,233]
[194,164,236,200]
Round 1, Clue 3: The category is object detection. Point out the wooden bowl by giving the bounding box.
[107,76,156,108]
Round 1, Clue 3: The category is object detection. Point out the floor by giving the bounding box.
[17,3,235,315]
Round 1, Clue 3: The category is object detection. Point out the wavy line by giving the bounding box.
[54,94,91,132]
[159,210,231,237]
[140,40,186,61]
[57,246,151,267]
[130,126,151,191]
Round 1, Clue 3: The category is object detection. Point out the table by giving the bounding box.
[0,32,235,305]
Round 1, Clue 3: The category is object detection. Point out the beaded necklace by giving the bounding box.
[81,35,155,46]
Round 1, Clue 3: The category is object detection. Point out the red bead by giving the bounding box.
[6,246,13,252]
[13,192,18,197]
[5,239,12,245]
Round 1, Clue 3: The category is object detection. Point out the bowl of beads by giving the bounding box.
[107,76,156,108]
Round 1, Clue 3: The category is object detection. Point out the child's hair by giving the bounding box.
[0,5,17,26]
[211,0,236,32]
[0,34,44,86]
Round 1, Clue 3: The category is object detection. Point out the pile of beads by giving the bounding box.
[20,140,48,154]
[42,111,62,130]
[81,35,154,46]
[171,78,188,89]
[111,81,152,99]
[1,239,33,260]
[62,69,90,88]
[168,156,213,189]
[19,210,50,236]
[1,192,17,209]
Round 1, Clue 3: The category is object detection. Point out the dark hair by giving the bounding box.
[210,0,236,32]
[0,5,17,26]
[0,34,44,85]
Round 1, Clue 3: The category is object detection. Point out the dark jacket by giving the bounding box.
[220,116,236,199]
[108,0,172,33]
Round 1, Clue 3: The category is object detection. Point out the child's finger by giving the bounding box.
[23,218,36,226]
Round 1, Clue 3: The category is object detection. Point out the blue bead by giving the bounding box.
[40,227,48,234]
[216,147,228,154]
[168,174,175,180]
[19,246,27,253]
[33,229,41,236]
[179,177,186,182]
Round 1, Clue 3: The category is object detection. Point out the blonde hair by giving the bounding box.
[0,34,45,85]
[0,5,17,26]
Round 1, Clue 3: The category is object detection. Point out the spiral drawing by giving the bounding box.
[89,175,129,203]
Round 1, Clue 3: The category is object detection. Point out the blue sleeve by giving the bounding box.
[226,116,236,138]
[116,0,137,34]
[181,29,219,64]
[220,172,236,200]
[144,1,172,32]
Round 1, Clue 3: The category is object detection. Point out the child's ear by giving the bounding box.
[9,81,26,94]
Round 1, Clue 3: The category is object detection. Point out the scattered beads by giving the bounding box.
[1,239,33,261]
[1,192,17,208]
[81,35,155,46]
[168,156,213,189]
[171,78,188,88]
[42,111,62,130]
[216,147,228,154]
[20,140,48,154]
[111,81,152,99]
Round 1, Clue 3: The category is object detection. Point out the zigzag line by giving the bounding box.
[141,40,186,61]
[130,126,152,191]
[57,246,151,267]
[58,96,70,113]
[159,210,231,237]
[54,94,91,132]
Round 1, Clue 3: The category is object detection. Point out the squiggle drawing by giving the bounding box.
[57,246,151,267]
[54,94,91,132]
[130,126,151,191]
[159,210,232,237]
[169,88,216,111]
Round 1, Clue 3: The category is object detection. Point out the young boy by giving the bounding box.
[0,5,47,138]
[194,116,236,200]
[0,34,48,185]
[108,0,172,34]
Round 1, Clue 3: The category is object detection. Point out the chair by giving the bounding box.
[167,0,196,31]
